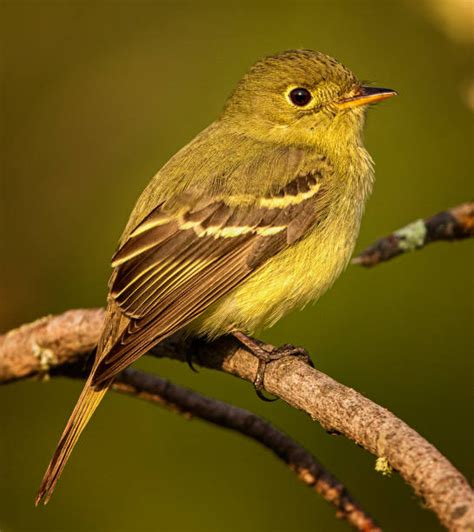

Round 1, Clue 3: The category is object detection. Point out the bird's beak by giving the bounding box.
[336,86,397,110]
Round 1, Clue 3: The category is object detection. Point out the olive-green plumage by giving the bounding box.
[36,49,395,504]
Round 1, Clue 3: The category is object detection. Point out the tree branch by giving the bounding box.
[1,309,472,530]
[353,202,474,267]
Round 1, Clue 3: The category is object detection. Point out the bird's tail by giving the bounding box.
[35,373,110,505]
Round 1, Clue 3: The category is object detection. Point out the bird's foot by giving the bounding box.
[232,332,313,401]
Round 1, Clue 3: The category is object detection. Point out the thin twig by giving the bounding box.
[0,309,472,530]
[353,202,474,267]
[112,368,381,531]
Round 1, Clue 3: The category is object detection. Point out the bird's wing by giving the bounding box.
[92,171,327,385]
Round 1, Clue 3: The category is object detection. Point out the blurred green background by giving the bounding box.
[1,1,472,531]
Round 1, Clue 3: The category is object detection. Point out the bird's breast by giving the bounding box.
[193,196,363,338]
[188,142,373,338]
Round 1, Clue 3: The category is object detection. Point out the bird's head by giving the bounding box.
[222,49,396,148]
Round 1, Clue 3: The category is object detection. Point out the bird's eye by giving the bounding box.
[289,87,312,106]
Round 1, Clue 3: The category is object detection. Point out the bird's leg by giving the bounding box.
[232,331,314,401]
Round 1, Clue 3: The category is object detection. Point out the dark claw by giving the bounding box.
[255,387,278,402]
[185,350,199,373]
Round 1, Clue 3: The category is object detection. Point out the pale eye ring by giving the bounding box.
[289,87,312,106]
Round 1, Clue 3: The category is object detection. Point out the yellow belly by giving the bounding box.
[190,213,358,339]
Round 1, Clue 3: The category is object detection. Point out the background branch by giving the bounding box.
[1,309,472,531]
[113,369,380,531]
[353,202,474,267]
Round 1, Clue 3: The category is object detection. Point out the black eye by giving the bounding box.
[289,87,312,106]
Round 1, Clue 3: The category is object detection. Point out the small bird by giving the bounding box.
[36,49,396,504]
